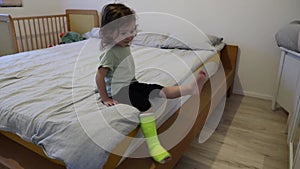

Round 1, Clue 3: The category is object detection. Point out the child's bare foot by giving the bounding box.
[191,70,206,95]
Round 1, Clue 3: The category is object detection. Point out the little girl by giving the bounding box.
[95,3,207,164]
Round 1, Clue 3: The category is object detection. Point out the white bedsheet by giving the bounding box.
[0,38,219,169]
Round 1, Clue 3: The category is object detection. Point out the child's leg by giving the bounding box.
[140,112,171,164]
[114,85,171,163]
[160,70,206,99]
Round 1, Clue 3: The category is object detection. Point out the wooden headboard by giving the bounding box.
[0,9,100,54]
[66,9,100,35]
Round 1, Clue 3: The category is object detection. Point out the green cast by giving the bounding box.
[140,113,171,164]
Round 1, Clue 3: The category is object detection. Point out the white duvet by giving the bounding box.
[0,38,218,169]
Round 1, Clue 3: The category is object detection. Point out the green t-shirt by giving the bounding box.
[99,46,136,96]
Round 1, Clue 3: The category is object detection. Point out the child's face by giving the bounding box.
[115,20,136,47]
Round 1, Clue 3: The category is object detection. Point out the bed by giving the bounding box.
[0,9,238,169]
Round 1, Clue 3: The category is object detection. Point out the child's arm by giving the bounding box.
[96,67,117,106]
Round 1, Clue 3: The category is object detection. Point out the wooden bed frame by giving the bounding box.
[0,9,238,169]
[0,9,99,54]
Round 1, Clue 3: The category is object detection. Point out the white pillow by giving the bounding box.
[162,35,214,51]
[132,32,169,48]
[83,27,101,39]
[132,32,215,51]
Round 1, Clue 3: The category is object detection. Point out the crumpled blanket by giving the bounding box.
[0,39,140,169]
[0,38,218,169]
[60,31,86,44]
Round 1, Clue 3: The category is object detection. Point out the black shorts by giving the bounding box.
[112,81,164,112]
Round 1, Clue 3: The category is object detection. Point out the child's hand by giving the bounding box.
[101,98,118,106]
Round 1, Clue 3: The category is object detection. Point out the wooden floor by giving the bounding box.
[174,94,289,169]
[0,94,289,169]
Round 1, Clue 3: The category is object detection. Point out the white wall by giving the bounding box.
[59,0,300,100]
[122,0,300,100]
[59,0,103,11]
[2,0,300,100]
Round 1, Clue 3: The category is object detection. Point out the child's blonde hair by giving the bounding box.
[100,3,136,48]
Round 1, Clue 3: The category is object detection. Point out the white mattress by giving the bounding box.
[0,38,219,169]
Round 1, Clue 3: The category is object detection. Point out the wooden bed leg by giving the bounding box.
[220,44,238,98]
[227,86,233,97]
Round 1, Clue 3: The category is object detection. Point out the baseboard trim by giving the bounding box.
[233,89,273,100]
